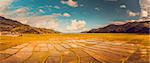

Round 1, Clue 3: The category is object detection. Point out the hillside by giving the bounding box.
[83,20,150,33]
[0,16,60,34]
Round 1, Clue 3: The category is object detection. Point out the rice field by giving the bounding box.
[0,33,149,63]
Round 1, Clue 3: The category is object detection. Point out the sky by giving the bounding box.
[0,0,149,33]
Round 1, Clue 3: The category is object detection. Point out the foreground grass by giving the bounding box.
[0,33,149,50]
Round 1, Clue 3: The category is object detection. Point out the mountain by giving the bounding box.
[0,16,60,34]
[82,20,150,33]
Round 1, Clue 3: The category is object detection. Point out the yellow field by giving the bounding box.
[0,33,149,63]
[0,33,149,50]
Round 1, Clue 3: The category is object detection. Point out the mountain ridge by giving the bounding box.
[82,20,150,33]
[0,16,60,34]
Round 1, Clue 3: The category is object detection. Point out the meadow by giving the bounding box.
[0,33,149,51]
[0,33,149,63]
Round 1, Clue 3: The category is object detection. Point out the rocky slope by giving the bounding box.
[83,20,150,33]
[0,16,60,34]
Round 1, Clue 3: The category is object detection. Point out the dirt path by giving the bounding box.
[0,40,148,63]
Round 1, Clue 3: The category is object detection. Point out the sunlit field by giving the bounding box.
[0,33,149,63]
[0,33,149,50]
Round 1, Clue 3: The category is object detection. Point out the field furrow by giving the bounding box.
[71,42,137,63]
[0,34,149,63]
[22,43,49,63]
[0,43,30,61]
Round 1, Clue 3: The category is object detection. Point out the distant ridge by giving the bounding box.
[82,20,150,33]
[0,16,60,34]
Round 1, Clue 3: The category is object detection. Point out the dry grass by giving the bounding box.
[0,33,149,50]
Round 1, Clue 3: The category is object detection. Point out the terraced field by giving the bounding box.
[0,34,149,63]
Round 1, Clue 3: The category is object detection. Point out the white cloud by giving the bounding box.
[0,0,13,16]
[139,0,150,18]
[0,0,59,30]
[14,7,34,17]
[127,10,139,17]
[39,9,45,13]
[67,20,87,32]
[4,8,33,18]
[16,7,28,13]
[111,21,126,25]
[63,13,71,17]
[54,6,60,9]
[111,19,150,25]
[0,0,12,10]
[126,0,150,18]
[80,4,84,7]
[120,5,126,9]
[95,7,100,11]
[140,0,150,9]
[0,0,33,18]
[51,13,71,17]
[13,15,59,30]
[140,10,148,17]
[51,13,62,17]
[61,0,78,7]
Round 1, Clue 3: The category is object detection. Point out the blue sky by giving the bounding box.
[0,0,144,33]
